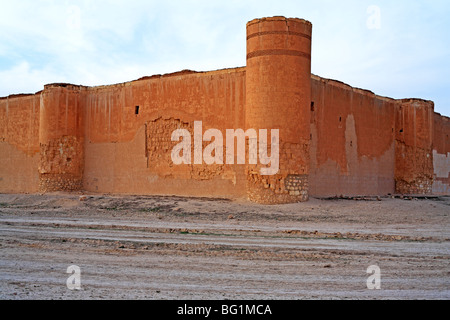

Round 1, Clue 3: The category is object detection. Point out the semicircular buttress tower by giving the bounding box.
[38,84,85,192]
[245,16,312,204]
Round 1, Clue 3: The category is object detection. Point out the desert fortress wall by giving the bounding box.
[0,16,449,203]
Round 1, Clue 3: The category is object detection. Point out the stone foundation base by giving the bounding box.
[39,174,83,193]
[247,174,309,204]
[395,178,433,195]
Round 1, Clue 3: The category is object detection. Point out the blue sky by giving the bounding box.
[1,0,449,115]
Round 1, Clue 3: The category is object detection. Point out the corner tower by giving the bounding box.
[245,16,312,204]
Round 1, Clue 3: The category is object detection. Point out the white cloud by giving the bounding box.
[0,0,448,115]
[0,61,64,94]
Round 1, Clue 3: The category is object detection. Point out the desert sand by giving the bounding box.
[0,192,449,300]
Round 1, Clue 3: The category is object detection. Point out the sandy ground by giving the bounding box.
[0,192,449,300]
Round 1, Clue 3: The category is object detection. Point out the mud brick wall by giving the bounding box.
[0,94,40,192]
[394,99,434,194]
[145,117,226,181]
[245,17,312,204]
[432,113,450,194]
[38,136,84,192]
[0,16,448,201]
[309,76,396,197]
[38,84,86,192]
[82,68,247,198]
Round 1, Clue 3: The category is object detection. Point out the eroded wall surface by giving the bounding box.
[394,99,434,194]
[38,84,86,192]
[0,16,448,200]
[309,76,396,196]
[1,73,448,199]
[245,17,312,204]
[0,73,448,199]
[0,94,40,192]
[432,113,450,194]
[83,68,247,198]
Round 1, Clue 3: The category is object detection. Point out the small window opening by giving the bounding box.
[310,101,315,112]
[399,129,404,133]
[135,106,140,115]
[339,116,342,122]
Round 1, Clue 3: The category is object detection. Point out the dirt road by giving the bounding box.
[0,193,449,299]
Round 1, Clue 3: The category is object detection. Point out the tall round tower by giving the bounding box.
[38,84,85,192]
[245,16,312,204]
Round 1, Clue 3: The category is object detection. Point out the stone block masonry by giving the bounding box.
[0,16,449,203]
